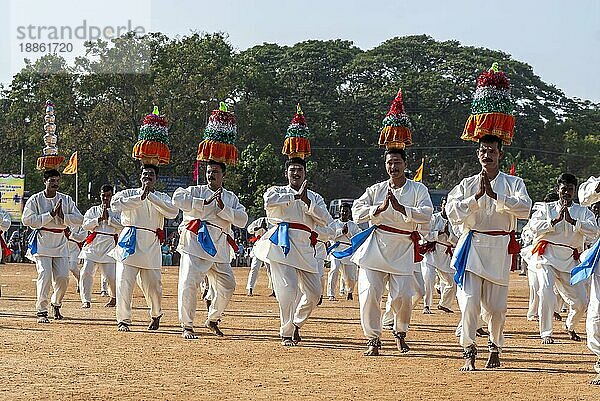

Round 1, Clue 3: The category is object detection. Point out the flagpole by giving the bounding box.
[75,171,79,205]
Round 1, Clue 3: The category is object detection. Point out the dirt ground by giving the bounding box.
[0,262,597,401]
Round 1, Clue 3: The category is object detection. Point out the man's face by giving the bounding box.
[206,164,224,188]
[477,142,503,171]
[140,167,157,188]
[340,205,351,221]
[591,202,600,218]
[44,175,60,192]
[100,190,113,206]
[558,182,575,203]
[286,163,306,188]
[385,153,406,180]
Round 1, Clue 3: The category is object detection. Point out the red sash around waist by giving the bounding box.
[85,231,119,245]
[378,225,423,263]
[126,226,165,243]
[532,239,580,261]
[186,219,239,253]
[286,222,318,247]
[419,241,453,257]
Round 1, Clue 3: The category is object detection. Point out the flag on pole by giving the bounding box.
[509,163,515,175]
[63,152,78,175]
[192,160,200,183]
[413,158,424,182]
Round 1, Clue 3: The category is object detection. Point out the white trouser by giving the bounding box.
[327,259,341,297]
[100,273,108,292]
[35,256,69,313]
[69,257,80,281]
[527,265,540,319]
[116,262,162,324]
[457,271,508,352]
[79,259,116,303]
[421,262,437,308]
[588,273,600,358]
[178,253,235,329]
[412,268,425,308]
[536,264,587,338]
[359,268,414,340]
[340,262,358,294]
[437,269,457,309]
[270,261,321,338]
[246,256,271,290]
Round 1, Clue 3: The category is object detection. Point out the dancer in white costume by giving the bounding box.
[245,217,273,296]
[110,165,179,332]
[327,203,360,300]
[22,169,84,322]
[173,160,248,339]
[65,225,85,292]
[349,149,433,356]
[447,135,531,370]
[572,175,600,384]
[253,157,334,346]
[529,174,597,344]
[79,185,122,308]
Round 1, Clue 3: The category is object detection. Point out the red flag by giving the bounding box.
[192,160,200,182]
[509,164,515,175]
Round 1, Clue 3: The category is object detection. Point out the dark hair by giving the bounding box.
[384,148,407,161]
[141,164,159,175]
[100,184,113,193]
[207,159,226,173]
[543,191,559,202]
[340,203,352,210]
[285,157,307,170]
[43,169,60,180]
[478,135,503,152]
[557,173,577,187]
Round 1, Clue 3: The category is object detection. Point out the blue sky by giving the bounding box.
[2,0,599,101]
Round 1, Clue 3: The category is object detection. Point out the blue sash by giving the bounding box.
[27,229,40,255]
[117,227,137,260]
[332,226,377,259]
[196,220,217,257]
[453,231,474,288]
[570,239,600,285]
[269,222,290,256]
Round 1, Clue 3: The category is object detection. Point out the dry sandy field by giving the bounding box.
[0,262,597,401]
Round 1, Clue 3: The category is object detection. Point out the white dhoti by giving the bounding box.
[115,262,162,324]
[270,261,321,338]
[326,258,341,297]
[35,256,69,314]
[457,271,508,352]
[359,268,414,339]
[421,262,437,308]
[178,253,236,328]
[80,260,116,303]
[536,264,587,338]
[412,268,425,308]
[527,266,540,320]
[246,256,271,291]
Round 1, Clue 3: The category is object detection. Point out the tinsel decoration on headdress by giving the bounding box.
[282,103,311,159]
[132,106,170,165]
[37,100,65,170]
[197,102,238,165]
[379,88,413,149]
[462,62,515,145]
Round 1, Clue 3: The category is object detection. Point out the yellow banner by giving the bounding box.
[0,174,25,222]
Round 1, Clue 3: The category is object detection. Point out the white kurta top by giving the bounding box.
[446,172,532,286]
[328,218,361,264]
[79,205,123,263]
[528,200,598,273]
[67,226,87,260]
[579,176,600,207]
[253,185,334,273]
[109,189,179,269]
[351,179,433,275]
[423,212,458,273]
[173,185,248,264]
[247,217,270,259]
[22,191,84,260]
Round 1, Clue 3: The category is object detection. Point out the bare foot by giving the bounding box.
[281,337,296,346]
[394,332,410,353]
[553,312,562,321]
[460,346,477,371]
[293,325,301,344]
[476,328,489,337]
[182,328,198,339]
[269,291,276,298]
[246,288,253,297]
[364,339,381,356]
[567,329,581,341]
[37,314,49,324]
[316,295,323,306]
[104,298,116,307]
[486,352,501,368]
[346,293,353,301]
[328,296,336,301]
[541,336,554,344]
[206,320,224,337]
[81,302,91,309]
[422,306,432,314]
[117,322,130,332]
[591,374,600,385]
[52,305,63,320]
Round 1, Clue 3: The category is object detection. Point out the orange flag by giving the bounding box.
[63,151,78,174]
[413,158,424,182]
